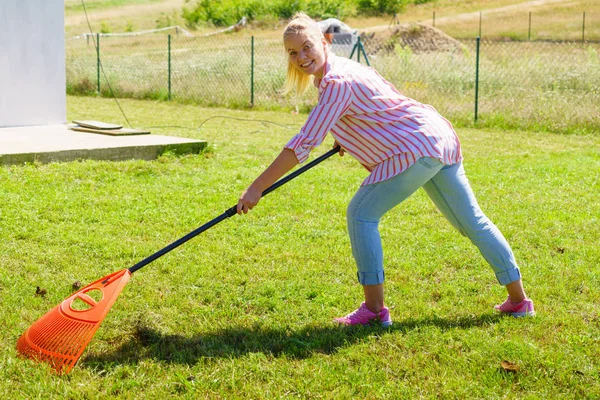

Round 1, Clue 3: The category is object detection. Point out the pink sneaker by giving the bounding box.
[494,297,536,317]
[334,302,392,327]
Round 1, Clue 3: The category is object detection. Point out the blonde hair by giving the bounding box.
[282,13,326,96]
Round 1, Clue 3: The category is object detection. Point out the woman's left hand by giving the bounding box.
[333,141,345,156]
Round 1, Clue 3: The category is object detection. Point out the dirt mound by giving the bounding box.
[361,23,464,54]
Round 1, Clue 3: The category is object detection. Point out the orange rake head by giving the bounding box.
[16,269,131,374]
[15,147,341,374]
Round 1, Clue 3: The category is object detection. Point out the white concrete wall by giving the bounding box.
[0,0,66,128]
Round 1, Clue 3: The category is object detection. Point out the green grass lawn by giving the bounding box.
[1,96,599,398]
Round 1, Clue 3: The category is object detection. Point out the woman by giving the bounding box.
[237,13,535,326]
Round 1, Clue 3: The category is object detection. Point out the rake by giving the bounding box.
[16,146,340,374]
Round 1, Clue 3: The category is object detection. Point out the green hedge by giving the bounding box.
[182,0,434,27]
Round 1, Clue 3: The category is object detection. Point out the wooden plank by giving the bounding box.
[69,125,150,136]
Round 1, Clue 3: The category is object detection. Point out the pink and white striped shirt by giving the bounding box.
[285,54,463,185]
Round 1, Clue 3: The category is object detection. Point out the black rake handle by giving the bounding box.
[128,146,341,274]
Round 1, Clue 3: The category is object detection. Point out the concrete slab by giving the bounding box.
[0,124,207,165]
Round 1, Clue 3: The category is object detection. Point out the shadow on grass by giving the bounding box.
[82,313,502,369]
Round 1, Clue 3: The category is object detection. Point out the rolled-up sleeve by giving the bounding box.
[284,78,352,163]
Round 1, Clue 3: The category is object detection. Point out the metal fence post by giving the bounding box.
[433,11,436,27]
[528,12,532,41]
[479,12,482,38]
[251,36,255,107]
[168,34,172,100]
[582,12,586,42]
[475,37,481,123]
[96,33,100,93]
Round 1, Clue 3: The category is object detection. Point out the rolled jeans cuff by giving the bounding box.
[357,271,385,285]
[495,267,521,285]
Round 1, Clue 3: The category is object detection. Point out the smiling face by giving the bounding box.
[285,32,328,78]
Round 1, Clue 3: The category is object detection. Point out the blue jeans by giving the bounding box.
[347,157,521,286]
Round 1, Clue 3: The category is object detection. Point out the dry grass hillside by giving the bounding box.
[65,0,598,41]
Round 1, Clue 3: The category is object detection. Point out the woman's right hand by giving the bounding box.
[237,185,263,215]
[236,148,299,216]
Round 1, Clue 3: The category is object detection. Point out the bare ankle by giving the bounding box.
[508,294,526,303]
[365,302,382,314]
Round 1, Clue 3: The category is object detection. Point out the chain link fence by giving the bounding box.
[474,40,600,133]
[66,32,600,134]
[428,10,595,42]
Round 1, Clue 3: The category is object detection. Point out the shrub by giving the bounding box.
[67,77,96,95]
[356,0,409,16]
[100,21,112,34]
[182,0,436,27]
[183,0,268,27]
